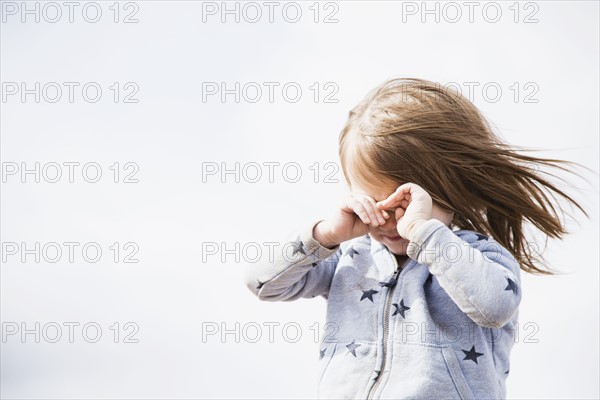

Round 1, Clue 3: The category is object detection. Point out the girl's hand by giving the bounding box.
[314,193,390,248]
[376,183,454,241]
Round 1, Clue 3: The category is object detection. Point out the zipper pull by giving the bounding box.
[378,271,399,288]
[379,248,405,288]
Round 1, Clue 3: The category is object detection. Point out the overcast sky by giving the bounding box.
[1,1,599,399]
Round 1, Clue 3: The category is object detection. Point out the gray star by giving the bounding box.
[392,299,410,318]
[319,348,326,360]
[504,277,518,294]
[291,238,305,256]
[360,289,379,302]
[346,340,361,357]
[462,345,484,364]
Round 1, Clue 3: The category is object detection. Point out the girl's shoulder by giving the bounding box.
[451,227,493,243]
[451,227,507,252]
[451,227,520,272]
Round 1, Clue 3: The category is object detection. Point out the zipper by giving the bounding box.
[366,251,411,400]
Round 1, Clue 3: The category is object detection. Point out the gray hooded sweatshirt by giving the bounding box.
[243,218,522,399]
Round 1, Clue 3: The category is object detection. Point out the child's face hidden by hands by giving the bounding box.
[349,177,453,256]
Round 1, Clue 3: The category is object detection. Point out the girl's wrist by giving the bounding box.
[405,219,429,241]
[313,221,341,249]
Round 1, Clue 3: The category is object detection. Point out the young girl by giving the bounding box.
[243,78,589,399]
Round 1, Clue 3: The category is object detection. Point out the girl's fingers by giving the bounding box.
[395,206,405,220]
[364,197,386,225]
[350,199,371,224]
[358,197,381,226]
[377,186,407,209]
[348,192,397,226]
[378,183,420,210]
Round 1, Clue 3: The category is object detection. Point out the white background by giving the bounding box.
[1,1,598,399]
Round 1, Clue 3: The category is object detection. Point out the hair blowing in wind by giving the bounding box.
[339,78,593,275]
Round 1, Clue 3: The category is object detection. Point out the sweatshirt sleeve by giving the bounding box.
[243,220,341,302]
[406,219,522,329]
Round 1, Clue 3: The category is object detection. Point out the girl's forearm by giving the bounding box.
[312,220,341,249]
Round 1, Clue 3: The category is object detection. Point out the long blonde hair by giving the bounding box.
[339,78,592,275]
